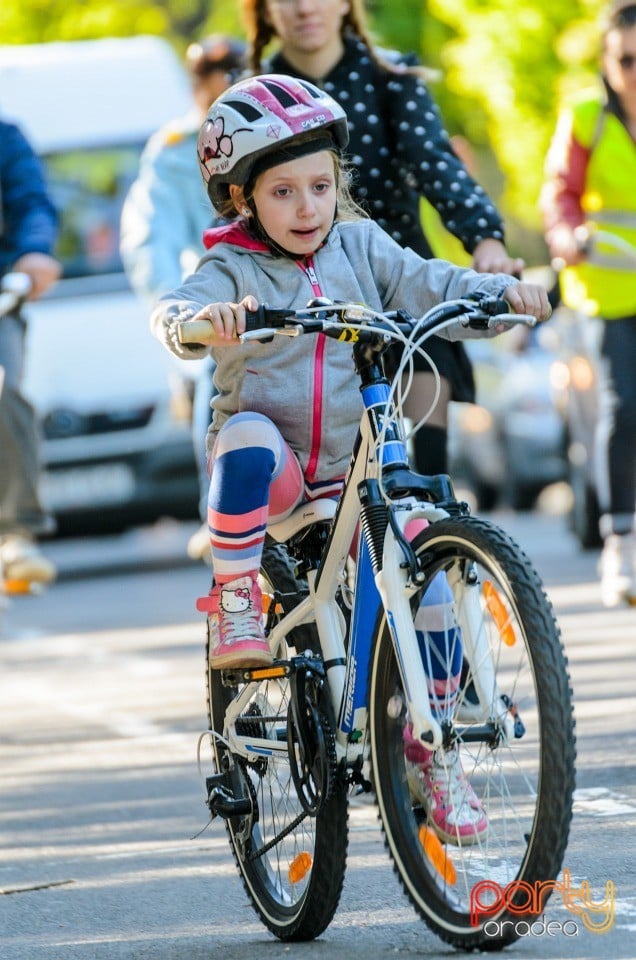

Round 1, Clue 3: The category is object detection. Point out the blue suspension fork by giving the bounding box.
[339,366,460,752]
[338,377,410,743]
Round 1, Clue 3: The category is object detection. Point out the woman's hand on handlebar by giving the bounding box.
[189,295,258,346]
[546,224,587,269]
[471,238,525,277]
[500,282,552,324]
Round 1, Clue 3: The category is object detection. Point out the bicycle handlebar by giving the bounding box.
[0,272,32,317]
[177,296,537,346]
[552,225,636,272]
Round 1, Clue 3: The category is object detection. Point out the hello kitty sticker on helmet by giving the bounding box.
[201,116,247,165]
[198,73,349,211]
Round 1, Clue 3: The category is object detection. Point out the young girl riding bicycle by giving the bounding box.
[151,73,550,844]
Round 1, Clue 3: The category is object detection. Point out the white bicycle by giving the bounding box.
[179,295,576,950]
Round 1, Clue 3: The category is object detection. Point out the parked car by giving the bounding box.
[448,323,568,512]
[1,37,203,534]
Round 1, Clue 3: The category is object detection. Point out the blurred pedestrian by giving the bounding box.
[120,35,246,563]
[541,2,636,606]
[0,117,61,587]
[240,0,525,478]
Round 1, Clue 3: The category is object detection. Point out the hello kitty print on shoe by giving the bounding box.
[197,574,272,669]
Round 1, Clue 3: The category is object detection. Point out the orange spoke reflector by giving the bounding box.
[288,851,313,885]
[261,594,282,614]
[483,581,516,646]
[247,665,287,680]
[419,826,456,885]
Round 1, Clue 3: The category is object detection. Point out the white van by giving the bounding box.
[0,36,202,533]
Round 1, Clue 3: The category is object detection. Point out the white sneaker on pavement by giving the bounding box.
[1,534,57,586]
[599,533,636,607]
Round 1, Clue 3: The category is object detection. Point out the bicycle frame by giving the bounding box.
[192,298,575,949]
[219,320,491,773]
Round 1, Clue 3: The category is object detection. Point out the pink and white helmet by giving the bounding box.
[197,73,349,210]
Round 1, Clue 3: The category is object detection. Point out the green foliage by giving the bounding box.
[0,0,168,44]
[0,0,613,257]
[0,0,240,46]
[426,0,607,238]
[200,0,246,40]
[368,0,424,53]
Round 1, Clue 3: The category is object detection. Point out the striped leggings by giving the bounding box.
[207,411,461,712]
[207,412,340,584]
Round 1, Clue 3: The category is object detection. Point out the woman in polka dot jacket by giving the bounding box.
[240,0,526,477]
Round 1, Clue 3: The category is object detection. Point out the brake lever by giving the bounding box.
[239,326,301,343]
[486,313,537,329]
[458,303,537,331]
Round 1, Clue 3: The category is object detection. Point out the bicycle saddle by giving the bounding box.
[267,498,337,543]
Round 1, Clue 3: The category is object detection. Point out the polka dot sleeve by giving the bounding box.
[385,72,505,253]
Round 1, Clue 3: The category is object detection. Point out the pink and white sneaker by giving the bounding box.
[197,575,273,670]
[403,726,487,846]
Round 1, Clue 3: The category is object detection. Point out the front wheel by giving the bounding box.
[206,540,348,941]
[369,516,576,950]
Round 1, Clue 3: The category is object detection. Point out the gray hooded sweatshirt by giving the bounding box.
[151,219,516,483]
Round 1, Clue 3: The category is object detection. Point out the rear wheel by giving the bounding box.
[569,464,602,549]
[206,539,348,941]
[369,516,576,950]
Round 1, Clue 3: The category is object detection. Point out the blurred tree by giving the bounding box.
[0,0,242,45]
[0,0,610,257]
[199,0,245,38]
[425,0,605,239]
[368,0,423,52]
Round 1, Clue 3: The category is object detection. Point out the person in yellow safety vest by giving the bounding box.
[541,1,636,607]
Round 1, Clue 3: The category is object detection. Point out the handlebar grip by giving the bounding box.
[177,304,293,344]
[245,304,269,331]
[481,297,512,316]
[177,319,214,344]
[245,304,295,330]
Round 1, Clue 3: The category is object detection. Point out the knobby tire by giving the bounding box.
[206,538,348,941]
[368,516,576,951]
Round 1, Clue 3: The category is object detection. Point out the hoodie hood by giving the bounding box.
[202,220,269,253]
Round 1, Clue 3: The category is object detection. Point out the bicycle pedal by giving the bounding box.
[3,578,43,595]
[223,660,292,684]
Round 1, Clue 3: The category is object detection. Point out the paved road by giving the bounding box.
[1,507,635,959]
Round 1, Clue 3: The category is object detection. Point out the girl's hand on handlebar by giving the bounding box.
[501,282,552,323]
[191,295,258,345]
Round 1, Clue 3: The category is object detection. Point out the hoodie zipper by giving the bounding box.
[297,256,325,483]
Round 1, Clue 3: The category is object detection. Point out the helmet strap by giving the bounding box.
[244,198,337,260]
